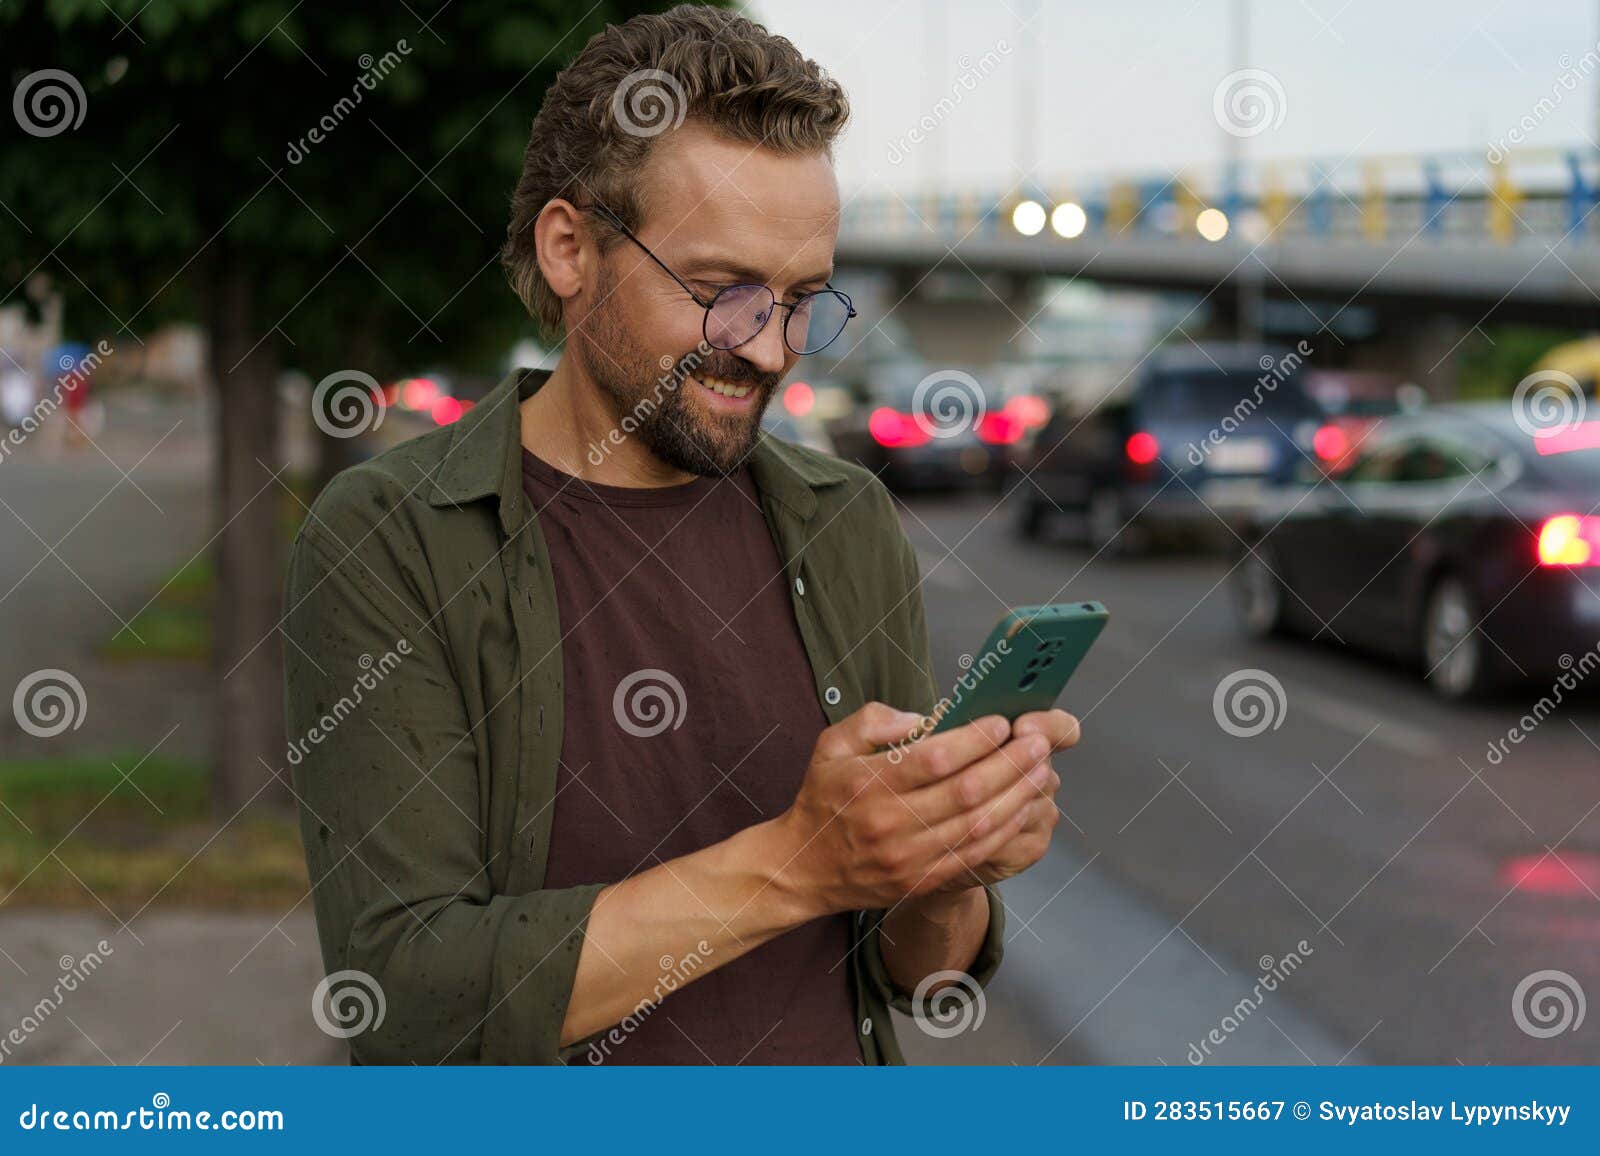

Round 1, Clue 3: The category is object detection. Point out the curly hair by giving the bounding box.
[502,3,851,336]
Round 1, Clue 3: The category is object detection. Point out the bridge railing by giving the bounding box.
[839,149,1600,247]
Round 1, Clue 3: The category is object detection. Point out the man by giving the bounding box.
[283,3,1078,1066]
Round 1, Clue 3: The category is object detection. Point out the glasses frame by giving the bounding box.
[585,202,856,356]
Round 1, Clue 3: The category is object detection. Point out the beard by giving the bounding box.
[577,271,783,477]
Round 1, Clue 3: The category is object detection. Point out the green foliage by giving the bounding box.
[1457,325,1586,399]
[2,0,684,380]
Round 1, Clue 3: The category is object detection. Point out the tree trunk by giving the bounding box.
[207,261,289,814]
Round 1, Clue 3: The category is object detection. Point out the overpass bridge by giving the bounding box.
[835,150,1600,387]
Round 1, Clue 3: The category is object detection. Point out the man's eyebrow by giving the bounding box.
[680,257,833,287]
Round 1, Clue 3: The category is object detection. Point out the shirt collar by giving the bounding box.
[426,367,850,527]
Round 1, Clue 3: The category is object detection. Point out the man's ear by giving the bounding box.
[534,198,587,306]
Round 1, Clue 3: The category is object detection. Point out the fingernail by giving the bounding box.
[1026,736,1049,760]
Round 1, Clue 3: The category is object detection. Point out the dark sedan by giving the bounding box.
[1232,403,1600,698]
[1014,343,1330,553]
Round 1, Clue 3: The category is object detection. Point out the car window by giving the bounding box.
[1140,369,1318,421]
[1343,433,1497,484]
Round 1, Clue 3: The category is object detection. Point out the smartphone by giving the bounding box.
[929,602,1108,733]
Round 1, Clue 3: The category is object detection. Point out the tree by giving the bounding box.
[1,0,678,810]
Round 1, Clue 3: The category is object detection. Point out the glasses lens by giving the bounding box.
[787,290,852,355]
[705,284,774,350]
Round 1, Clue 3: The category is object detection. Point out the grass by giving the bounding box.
[0,753,309,913]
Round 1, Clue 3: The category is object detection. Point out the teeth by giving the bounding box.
[698,375,752,399]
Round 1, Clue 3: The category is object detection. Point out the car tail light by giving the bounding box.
[869,407,930,448]
[1002,393,1051,429]
[1124,431,1160,481]
[1312,423,1348,462]
[430,396,464,426]
[976,410,1024,445]
[783,381,814,416]
[1532,421,1600,456]
[1537,514,1600,566]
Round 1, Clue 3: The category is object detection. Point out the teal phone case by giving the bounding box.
[929,602,1108,733]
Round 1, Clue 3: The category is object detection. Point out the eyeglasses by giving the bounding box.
[586,203,856,356]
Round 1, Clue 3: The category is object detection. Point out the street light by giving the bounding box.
[1012,200,1046,236]
[1196,207,1230,241]
[1051,201,1088,238]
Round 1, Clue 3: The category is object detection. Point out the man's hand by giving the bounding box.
[769,702,1062,918]
[928,707,1078,890]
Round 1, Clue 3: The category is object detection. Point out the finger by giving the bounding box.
[923,801,1036,893]
[875,714,1011,793]
[814,701,928,759]
[899,732,1047,828]
[1012,709,1081,750]
[915,742,1053,847]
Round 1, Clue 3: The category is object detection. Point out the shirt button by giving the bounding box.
[794,575,806,597]
[825,686,841,705]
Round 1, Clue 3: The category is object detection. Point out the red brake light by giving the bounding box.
[869,407,930,448]
[1313,423,1348,462]
[1532,421,1600,456]
[1125,431,1160,465]
[1538,514,1600,566]
[783,381,815,416]
[976,410,1024,445]
[430,395,464,425]
[1003,393,1050,429]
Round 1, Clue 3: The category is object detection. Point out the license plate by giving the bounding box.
[1208,438,1274,474]
[1203,478,1267,509]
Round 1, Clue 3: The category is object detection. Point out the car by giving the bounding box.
[1013,342,1333,552]
[826,360,1002,491]
[1301,369,1425,473]
[1231,402,1600,699]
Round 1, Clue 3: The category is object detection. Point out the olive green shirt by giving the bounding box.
[281,367,1004,1065]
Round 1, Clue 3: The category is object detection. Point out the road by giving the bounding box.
[896,490,1600,1066]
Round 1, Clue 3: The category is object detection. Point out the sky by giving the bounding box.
[749,0,1600,198]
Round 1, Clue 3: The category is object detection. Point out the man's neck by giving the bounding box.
[518,356,700,488]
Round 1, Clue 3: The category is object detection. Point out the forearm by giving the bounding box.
[877,886,990,996]
[560,816,820,1046]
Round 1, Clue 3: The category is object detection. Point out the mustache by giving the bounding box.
[676,357,781,392]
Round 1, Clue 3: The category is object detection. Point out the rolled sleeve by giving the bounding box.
[283,475,602,1065]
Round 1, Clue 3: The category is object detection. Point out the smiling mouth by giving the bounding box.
[692,373,756,401]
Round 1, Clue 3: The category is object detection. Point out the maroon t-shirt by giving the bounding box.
[522,447,861,1065]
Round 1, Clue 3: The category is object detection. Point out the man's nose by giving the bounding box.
[739,306,790,376]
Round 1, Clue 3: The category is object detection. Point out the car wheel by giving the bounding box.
[1234,540,1289,637]
[1087,487,1138,557]
[1421,576,1496,700]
